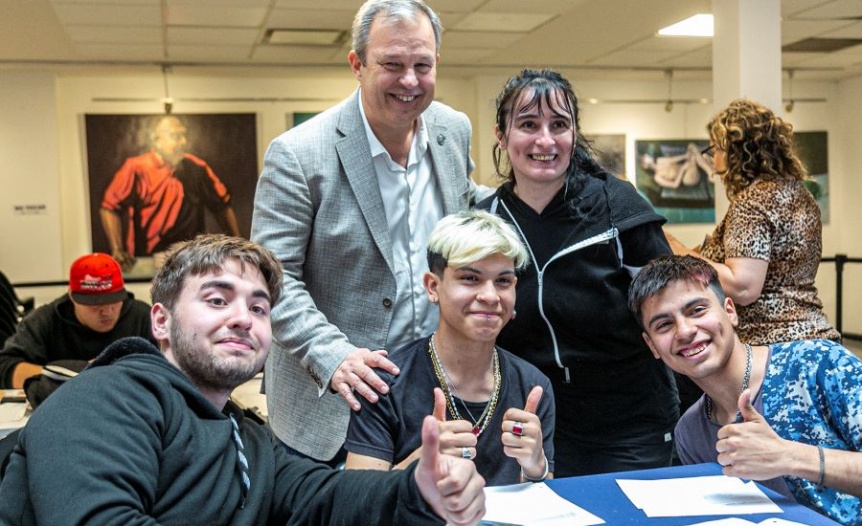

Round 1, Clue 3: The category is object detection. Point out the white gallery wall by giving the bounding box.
[0,68,858,335]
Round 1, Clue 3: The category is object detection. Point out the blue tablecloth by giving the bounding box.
[544,462,841,525]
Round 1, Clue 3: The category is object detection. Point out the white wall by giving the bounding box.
[0,72,64,284]
[0,68,858,335]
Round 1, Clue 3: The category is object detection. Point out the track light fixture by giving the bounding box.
[162,64,174,114]
[664,69,674,113]
[785,69,795,113]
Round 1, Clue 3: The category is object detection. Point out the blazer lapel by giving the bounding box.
[425,112,460,215]
[336,92,395,273]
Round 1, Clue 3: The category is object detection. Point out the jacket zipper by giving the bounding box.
[498,199,619,384]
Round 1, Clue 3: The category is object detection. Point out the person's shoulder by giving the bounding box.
[272,96,354,144]
[677,396,708,435]
[774,339,859,366]
[387,337,430,380]
[497,347,550,386]
[181,153,212,169]
[119,151,156,167]
[425,101,470,127]
[24,295,65,320]
[602,174,666,228]
[474,187,503,211]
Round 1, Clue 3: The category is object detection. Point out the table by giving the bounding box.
[545,462,841,525]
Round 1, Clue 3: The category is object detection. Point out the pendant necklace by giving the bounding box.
[705,343,753,424]
[428,333,501,437]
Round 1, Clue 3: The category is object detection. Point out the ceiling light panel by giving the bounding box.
[658,14,713,37]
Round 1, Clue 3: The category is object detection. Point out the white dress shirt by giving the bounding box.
[358,95,443,350]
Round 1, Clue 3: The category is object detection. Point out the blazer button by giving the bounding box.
[382,298,393,308]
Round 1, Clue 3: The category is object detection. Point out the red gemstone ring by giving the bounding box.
[512,421,525,437]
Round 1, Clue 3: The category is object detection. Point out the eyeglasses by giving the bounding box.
[700,145,715,159]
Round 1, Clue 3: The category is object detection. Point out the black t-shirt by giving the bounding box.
[345,336,555,486]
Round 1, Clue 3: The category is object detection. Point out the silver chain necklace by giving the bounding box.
[428,333,500,432]
[705,343,753,424]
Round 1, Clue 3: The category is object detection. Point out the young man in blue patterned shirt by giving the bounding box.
[628,255,862,525]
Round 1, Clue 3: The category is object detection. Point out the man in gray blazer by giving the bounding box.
[251,0,474,463]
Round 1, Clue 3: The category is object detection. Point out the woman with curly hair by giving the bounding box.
[667,98,839,345]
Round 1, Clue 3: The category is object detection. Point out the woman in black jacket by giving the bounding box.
[478,68,679,477]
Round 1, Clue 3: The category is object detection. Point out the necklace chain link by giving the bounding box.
[428,333,501,437]
[705,343,753,424]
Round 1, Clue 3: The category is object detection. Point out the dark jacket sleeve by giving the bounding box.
[272,447,443,526]
[0,304,53,387]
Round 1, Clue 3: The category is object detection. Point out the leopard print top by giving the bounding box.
[700,178,840,344]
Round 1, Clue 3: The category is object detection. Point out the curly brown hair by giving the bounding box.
[708,98,807,199]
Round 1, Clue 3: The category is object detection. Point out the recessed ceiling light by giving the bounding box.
[658,14,713,37]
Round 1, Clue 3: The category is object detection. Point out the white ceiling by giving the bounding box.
[2,0,862,81]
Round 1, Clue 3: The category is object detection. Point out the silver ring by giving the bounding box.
[461,447,472,459]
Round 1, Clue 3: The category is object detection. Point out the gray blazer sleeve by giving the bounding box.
[251,123,358,396]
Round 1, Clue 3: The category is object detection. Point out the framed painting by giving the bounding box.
[635,139,715,224]
[585,133,626,180]
[85,113,258,276]
[794,131,829,224]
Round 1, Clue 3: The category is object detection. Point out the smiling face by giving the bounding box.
[640,279,739,381]
[153,258,272,394]
[497,87,575,192]
[424,253,517,345]
[348,13,437,136]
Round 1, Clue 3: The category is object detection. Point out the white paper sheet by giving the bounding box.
[616,475,782,517]
[482,482,605,526]
[0,402,27,423]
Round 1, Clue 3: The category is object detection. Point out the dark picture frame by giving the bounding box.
[84,113,258,273]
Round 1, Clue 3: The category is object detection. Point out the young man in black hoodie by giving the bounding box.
[0,234,485,525]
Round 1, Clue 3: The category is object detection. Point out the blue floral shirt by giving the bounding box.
[761,339,862,525]
[676,339,862,524]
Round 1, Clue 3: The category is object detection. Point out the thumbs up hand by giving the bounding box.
[501,386,548,480]
[415,415,486,526]
[715,389,792,481]
[432,387,478,460]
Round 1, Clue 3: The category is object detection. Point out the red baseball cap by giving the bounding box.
[69,253,127,305]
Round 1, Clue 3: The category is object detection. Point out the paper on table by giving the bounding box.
[483,482,605,526]
[0,402,27,423]
[617,475,782,517]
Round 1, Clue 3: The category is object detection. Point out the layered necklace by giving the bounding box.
[705,343,753,424]
[428,333,501,437]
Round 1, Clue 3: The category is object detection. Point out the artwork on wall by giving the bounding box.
[794,131,829,224]
[585,133,626,180]
[85,113,258,276]
[635,139,715,224]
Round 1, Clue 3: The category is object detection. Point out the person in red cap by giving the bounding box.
[0,253,154,389]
